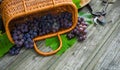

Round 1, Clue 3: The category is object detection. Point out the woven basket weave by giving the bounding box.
[0,0,90,56]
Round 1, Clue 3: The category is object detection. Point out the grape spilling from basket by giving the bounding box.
[9,12,88,55]
[67,17,88,41]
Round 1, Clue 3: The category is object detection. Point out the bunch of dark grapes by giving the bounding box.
[9,12,72,55]
[9,45,21,55]
[67,17,88,41]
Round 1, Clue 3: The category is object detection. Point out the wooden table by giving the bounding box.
[0,0,120,70]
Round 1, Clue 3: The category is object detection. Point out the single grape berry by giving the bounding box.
[67,33,75,40]
[78,36,83,42]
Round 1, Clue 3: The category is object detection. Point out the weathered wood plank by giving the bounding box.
[85,21,120,70]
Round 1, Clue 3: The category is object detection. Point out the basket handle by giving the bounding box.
[33,33,62,56]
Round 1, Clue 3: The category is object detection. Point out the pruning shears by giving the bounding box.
[87,0,114,26]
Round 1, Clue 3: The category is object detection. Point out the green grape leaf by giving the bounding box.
[45,36,58,47]
[0,32,14,57]
[45,34,77,55]
[78,12,93,25]
[72,0,81,9]
[45,36,59,50]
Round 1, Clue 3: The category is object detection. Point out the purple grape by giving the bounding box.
[29,44,34,48]
[39,33,43,36]
[14,50,19,55]
[83,35,87,40]
[23,36,27,41]
[77,22,81,25]
[81,21,86,25]
[46,29,50,34]
[17,41,23,47]
[18,34,23,39]
[13,36,18,40]
[17,31,21,35]
[17,26,22,30]
[30,35,34,39]
[73,28,77,33]
[78,28,84,32]
[33,32,38,37]
[67,33,75,39]
[9,45,21,55]
[78,36,83,42]
[25,33,30,38]
[27,38,32,42]
[12,33,17,37]
[14,40,19,45]
[21,39,25,42]
[83,30,87,35]
[9,50,15,55]
[25,44,29,49]
[80,17,84,22]
[24,28,28,32]
[78,17,84,22]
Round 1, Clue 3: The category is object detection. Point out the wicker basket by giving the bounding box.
[0,0,90,56]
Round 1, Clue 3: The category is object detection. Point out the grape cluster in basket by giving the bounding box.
[9,12,72,55]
